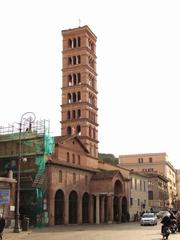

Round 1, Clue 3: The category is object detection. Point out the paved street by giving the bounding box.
[3,221,180,240]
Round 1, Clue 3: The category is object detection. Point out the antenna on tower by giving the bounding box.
[78,18,81,27]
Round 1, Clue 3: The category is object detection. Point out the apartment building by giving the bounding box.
[119,152,177,209]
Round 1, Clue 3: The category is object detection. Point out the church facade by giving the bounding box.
[46,25,130,225]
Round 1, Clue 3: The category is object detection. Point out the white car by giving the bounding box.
[140,213,157,226]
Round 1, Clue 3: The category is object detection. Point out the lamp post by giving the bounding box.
[14,112,36,233]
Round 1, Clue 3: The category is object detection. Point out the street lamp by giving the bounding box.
[14,112,36,233]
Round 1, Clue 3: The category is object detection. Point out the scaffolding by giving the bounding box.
[0,119,50,139]
[0,119,54,227]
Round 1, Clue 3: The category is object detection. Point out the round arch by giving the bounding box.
[113,196,119,222]
[69,190,78,224]
[82,192,90,223]
[55,189,64,225]
[122,196,128,214]
[114,180,123,195]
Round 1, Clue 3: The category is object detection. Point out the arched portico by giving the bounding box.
[55,189,64,225]
[121,196,128,222]
[82,192,90,223]
[69,190,78,224]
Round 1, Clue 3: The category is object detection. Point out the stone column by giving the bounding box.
[89,195,94,224]
[107,194,114,223]
[96,194,100,224]
[100,196,105,223]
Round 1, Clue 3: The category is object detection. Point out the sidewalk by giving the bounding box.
[3,228,31,240]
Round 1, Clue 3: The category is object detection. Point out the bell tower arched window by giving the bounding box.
[77,125,81,135]
[67,111,71,119]
[67,126,72,135]
[68,75,72,86]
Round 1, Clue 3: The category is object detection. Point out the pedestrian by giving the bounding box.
[0,214,5,240]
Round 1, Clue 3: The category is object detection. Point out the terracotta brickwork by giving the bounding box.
[46,25,130,226]
[61,25,98,158]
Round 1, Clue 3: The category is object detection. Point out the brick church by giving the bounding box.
[46,25,130,225]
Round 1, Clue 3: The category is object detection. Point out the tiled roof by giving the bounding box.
[91,170,119,180]
[54,135,89,153]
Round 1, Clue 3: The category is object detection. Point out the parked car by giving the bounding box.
[140,213,157,226]
[156,211,170,219]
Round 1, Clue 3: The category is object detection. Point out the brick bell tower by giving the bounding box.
[61,25,98,158]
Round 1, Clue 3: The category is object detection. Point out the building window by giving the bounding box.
[72,92,76,102]
[77,92,81,101]
[68,37,80,48]
[77,109,81,118]
[67,111,71,119]
[68,39,72,48]
[68,75,72,86]
[143,181,146,191]
[73,56,76,65]
[67,126,72,135]
[68,56,81,65]
[77,37,81,47]
[72,74,77,85]
[59,170,62,182]
[77,125,81,135]
[77,55,81,64]
[77,73,81,84]
[148,191,153,200]
[68,57,72,65]
[130,198,133,206]
[72,110,76,119]
[73,38,77,48]
[140,180,142,191]
[72,153,75,164]
[73,173,76,184]
[68,93,72,103]
[149,157,152,163]
[138,199,140,206]
[78,155,80,165]
[135,179,137,190]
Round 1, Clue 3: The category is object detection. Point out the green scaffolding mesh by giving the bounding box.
[0,119,54,227]
[35,132,54,227]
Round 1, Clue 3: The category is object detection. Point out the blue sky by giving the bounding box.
[0,0,180,169]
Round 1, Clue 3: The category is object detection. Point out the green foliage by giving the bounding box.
[98,153,118,166]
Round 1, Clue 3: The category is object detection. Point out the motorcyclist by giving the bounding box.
[176,211,180,232]
[169,211,177,233]
[161,212,171,234]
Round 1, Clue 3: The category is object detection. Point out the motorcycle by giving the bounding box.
[177,214,180,232]
[162,226,170,240]
[170,219,177,233]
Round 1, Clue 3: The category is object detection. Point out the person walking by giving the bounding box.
[0,214,5,240]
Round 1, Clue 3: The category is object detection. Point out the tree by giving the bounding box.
[98,153,118,166]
